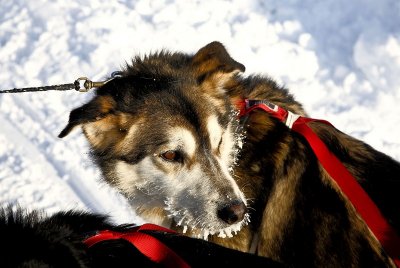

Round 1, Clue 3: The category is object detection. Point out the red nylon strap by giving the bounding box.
[239,99,400,267]
[84,223,190,268]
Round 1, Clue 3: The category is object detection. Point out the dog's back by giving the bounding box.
[0,207,109,267]
[0,206,284,267]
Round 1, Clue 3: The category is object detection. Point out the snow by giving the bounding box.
[0,0,399,225]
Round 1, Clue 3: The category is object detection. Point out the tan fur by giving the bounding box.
[257,142,303,259]
[83,112,144,155]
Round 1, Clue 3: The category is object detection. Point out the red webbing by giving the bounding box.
[84,223,190,268]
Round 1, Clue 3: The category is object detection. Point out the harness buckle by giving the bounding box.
[246,99,278,112]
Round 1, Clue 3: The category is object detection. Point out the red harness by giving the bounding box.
[238,99,400,267]
[84,223,190,268]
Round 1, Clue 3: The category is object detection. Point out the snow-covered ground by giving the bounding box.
[1,0,399,224]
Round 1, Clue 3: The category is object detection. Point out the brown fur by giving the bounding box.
[60,42,399,267]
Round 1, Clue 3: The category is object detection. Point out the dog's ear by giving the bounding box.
[59,95,135,152]
[192,41,245,84]
[58,95,116,138]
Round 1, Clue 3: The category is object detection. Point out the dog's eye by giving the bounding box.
[160,150,182,162]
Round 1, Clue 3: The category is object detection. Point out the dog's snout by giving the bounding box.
[217,200,247,225]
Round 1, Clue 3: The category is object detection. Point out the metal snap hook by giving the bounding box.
[74,72,123,92]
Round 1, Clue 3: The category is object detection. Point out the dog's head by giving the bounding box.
[59,42,249,239]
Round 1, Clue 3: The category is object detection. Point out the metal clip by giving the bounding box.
[74,72,122,92]
[74,77,99,92]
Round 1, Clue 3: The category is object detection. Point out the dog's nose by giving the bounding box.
[217,200,247,225]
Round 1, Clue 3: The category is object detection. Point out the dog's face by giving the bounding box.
[59,42,249,239]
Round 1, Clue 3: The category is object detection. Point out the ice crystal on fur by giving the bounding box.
[229,109,246,170]
[164,197,250,241]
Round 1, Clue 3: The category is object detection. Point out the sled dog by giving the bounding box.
[60,42,400,267]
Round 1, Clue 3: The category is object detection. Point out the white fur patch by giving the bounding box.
[207,115,223,150]
[115,160,139,194]
[220,124,235,164]
[115,157,168,214]
[115,157,164,195]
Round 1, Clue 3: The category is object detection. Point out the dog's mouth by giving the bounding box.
[164,198,250,240]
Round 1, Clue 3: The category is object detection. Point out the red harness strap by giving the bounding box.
[84,223,190,268]
[238,99,400,267]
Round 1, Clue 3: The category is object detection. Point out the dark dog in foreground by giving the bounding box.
[0,206,283,267]
[59,42,400,267]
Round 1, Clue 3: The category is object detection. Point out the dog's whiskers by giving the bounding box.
[247,205,256,212]
[164,197,250,241]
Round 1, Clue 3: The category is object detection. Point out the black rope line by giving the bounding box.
[0,71,123,94]
[0,83,76,93]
